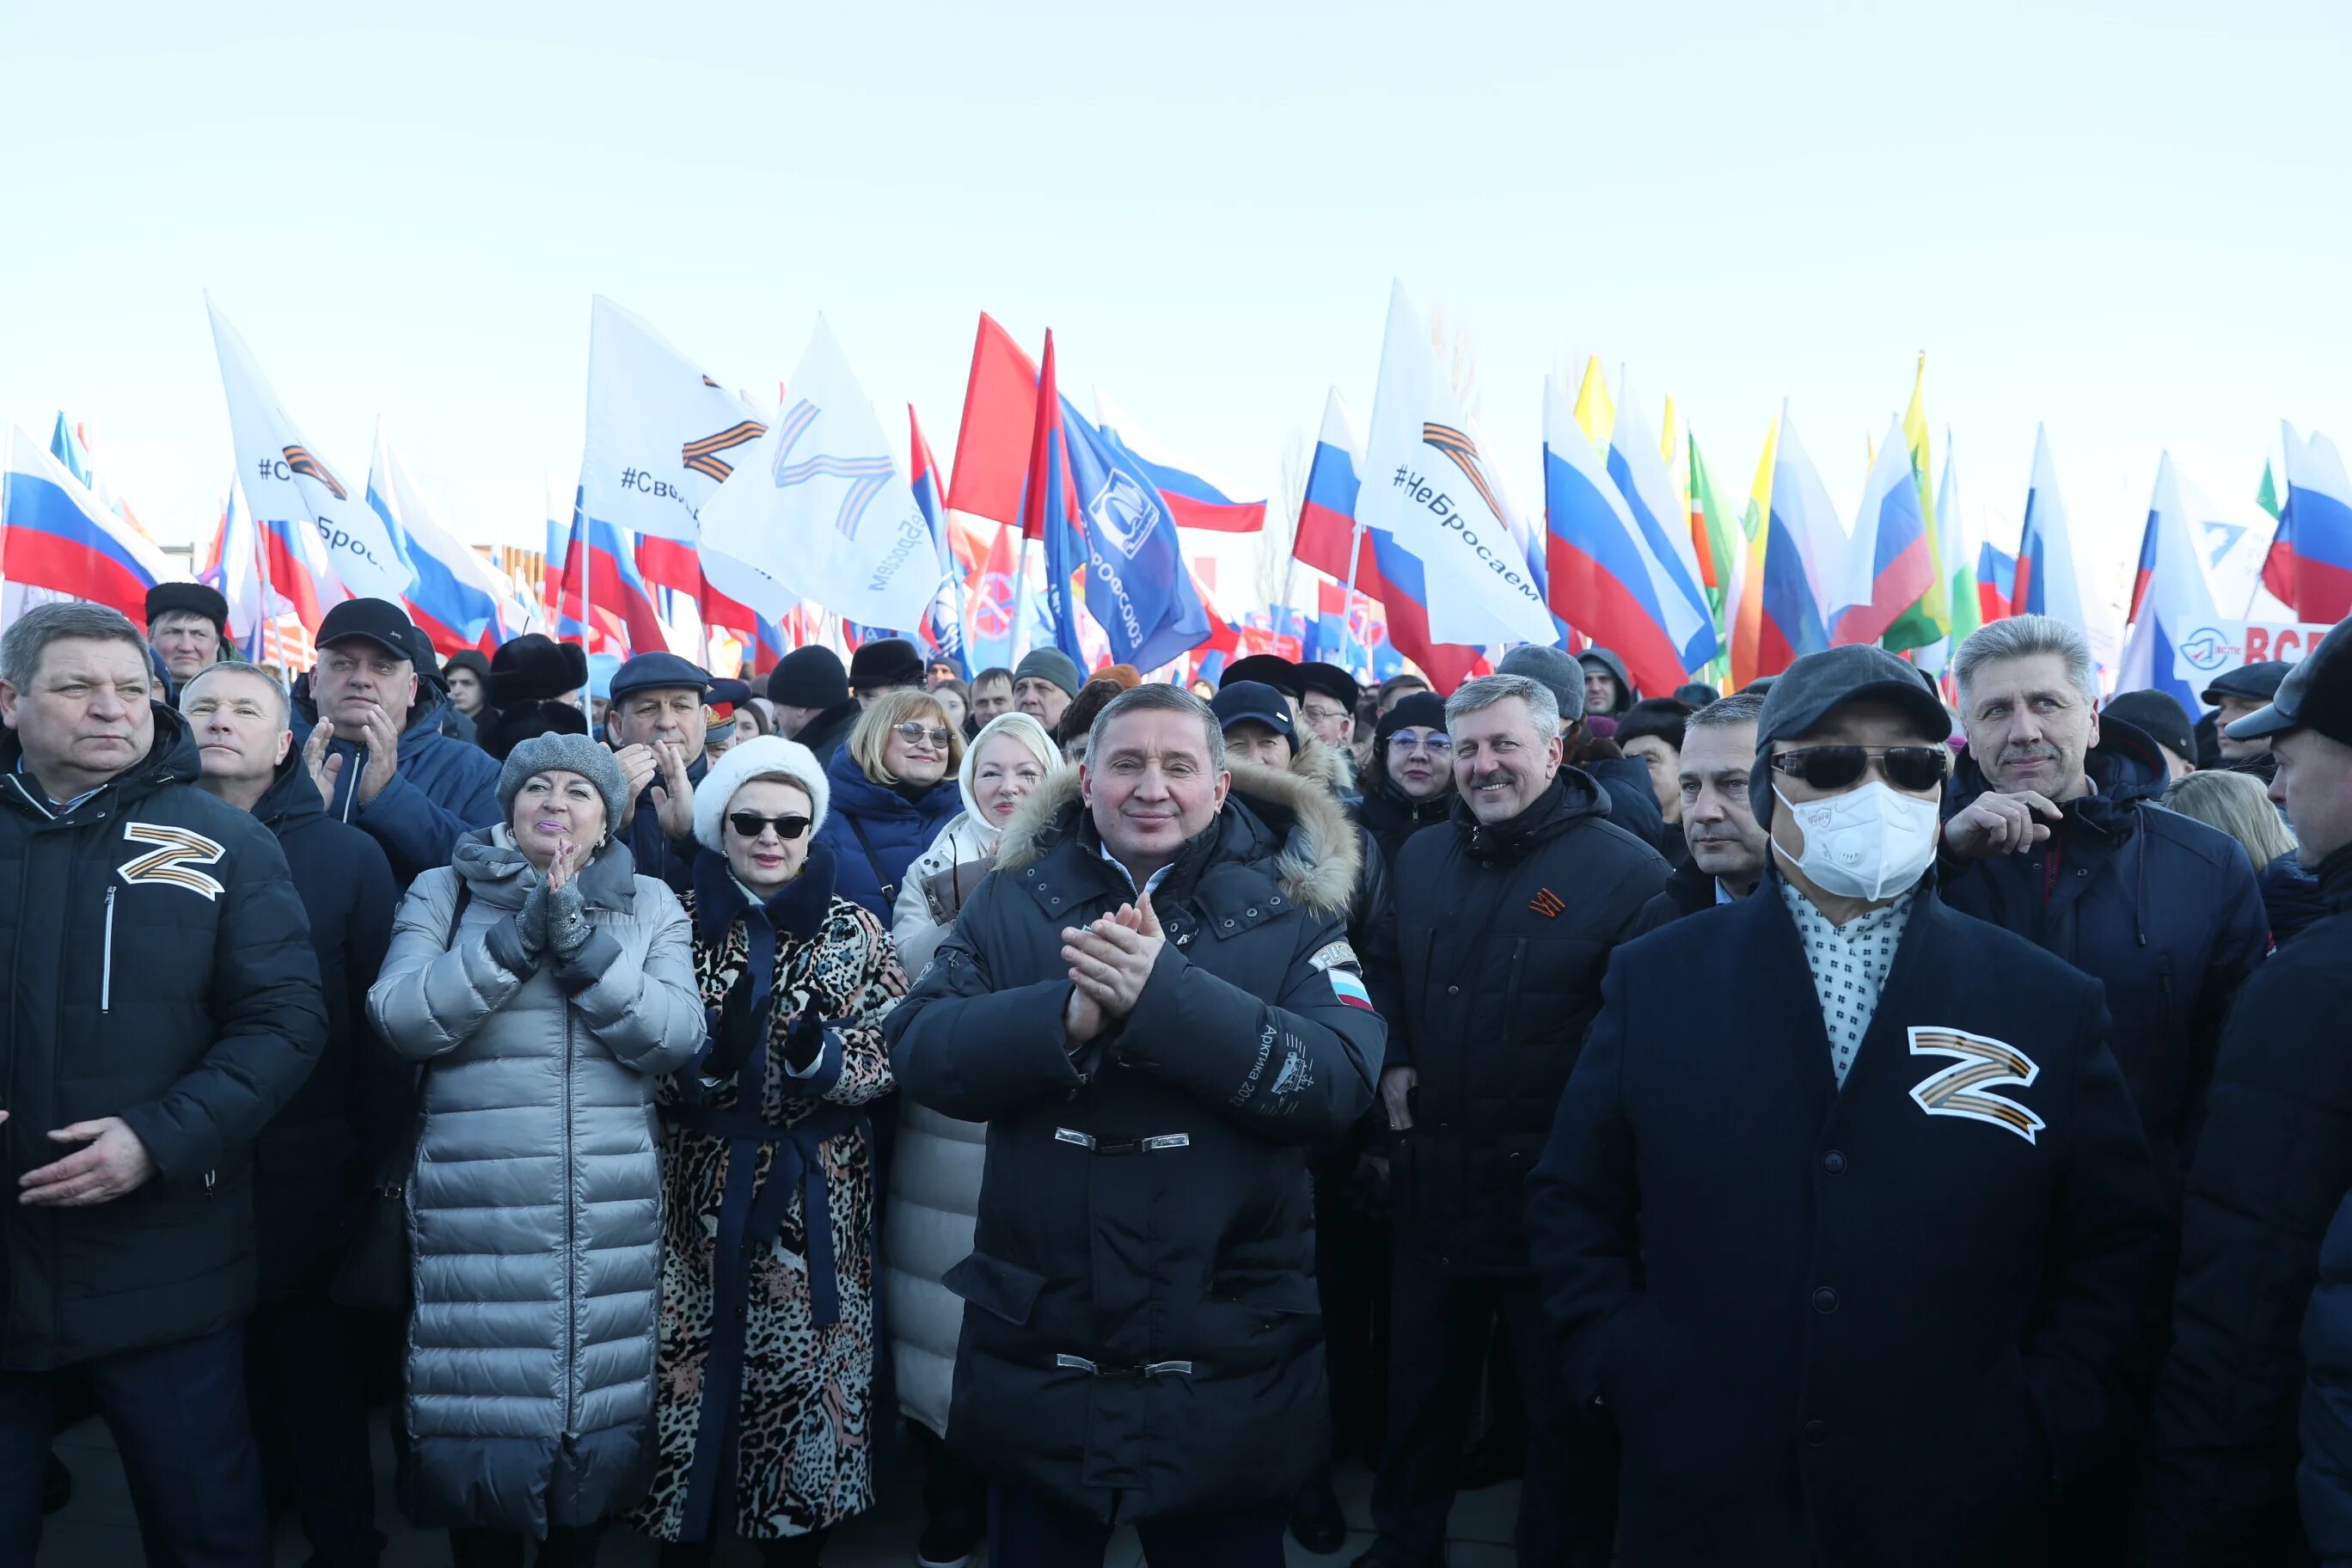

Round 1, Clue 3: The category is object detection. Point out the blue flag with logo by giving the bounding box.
[1061,399,1210,672]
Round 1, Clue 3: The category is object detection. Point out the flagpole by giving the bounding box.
[575,496,593,720]
[1338,520,1368,677]
[254,503,273,665]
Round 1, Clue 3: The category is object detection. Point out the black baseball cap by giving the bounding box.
[1210,681,1297,745]
[316,598,418,661]
[2225,619,2352,748]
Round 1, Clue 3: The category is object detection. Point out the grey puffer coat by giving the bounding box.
[368,828,705,1536]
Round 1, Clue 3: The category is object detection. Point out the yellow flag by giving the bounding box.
[1572,357,1615,447]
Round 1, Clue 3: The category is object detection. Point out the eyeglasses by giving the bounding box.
[726,811,812,841]
[891,722,954,749]
[1387,733,1453,756]
[1768,745,1950,792]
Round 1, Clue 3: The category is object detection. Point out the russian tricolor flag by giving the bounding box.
[1542,377,1711,699]
[3,423,172,622]
[1093,389,1266,534]
[2010,425,2086,628]
[2270,422,2352,623]
[1293,389,1365,582]
[1977,542,2018,626]
[1757,409,1843,677]
[365,423,509,654]
[1830,418,1935,646]
[1602,382,1718,673]
[560,501,670,656]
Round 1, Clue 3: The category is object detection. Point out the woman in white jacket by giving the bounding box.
[883,711,1060,1568]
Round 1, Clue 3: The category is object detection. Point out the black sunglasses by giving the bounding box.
[726,811,812,842]
[1768,744,1949,793]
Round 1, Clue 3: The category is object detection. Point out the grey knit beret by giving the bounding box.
[498,732,631,840]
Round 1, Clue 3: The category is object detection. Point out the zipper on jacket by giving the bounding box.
[563,1003,579,1437]
[100,885,117,1013]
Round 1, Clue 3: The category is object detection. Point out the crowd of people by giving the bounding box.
[0,573,2348,1568]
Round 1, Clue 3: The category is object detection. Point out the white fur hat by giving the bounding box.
[693,735,831,853]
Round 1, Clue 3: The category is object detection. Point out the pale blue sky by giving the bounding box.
[4,0,2346,629]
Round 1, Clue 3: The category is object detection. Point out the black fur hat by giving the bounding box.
[483,698,590,761]
[487,634,590,709]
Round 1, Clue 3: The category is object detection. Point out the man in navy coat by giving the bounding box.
[1526,645,2171,1566]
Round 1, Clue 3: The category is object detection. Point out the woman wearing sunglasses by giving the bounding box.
[813,688,966,922]
[633,736,909,1565]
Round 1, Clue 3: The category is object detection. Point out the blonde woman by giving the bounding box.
[812,688,965,922]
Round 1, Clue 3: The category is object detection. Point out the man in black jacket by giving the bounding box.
[1942,616,2269,1191]
[768,646,861,765]
[886,683,1383,1568]
[292,597,502,885]
[2134,617,2352,1564]
[603,649,707,889]
[1497,644,1667,850]
[1528,644,2170,1566]
[1637,689,1768,932]
[1362,672,1669,1568]
[184,660,396,1568]
[0,603,326,1564]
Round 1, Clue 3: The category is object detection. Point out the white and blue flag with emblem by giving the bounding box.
[1060,399,1210,673]
[699,317,939,633]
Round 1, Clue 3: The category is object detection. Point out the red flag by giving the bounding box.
[1020,331,1060,543]
[946,313,1040,528]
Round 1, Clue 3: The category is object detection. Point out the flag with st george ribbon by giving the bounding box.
[207,297,408,607]
[1059,398,1212,672]
[697,318,940,634]
[1358,281,1556,646]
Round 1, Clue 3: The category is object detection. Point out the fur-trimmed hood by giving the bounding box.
[995,750,1362,919]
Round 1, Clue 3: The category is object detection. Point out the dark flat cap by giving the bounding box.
[609,651,711,702]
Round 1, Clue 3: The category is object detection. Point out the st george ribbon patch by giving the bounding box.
[1908,1026,2045,1144]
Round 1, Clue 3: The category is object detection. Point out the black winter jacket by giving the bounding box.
[1356,772,1451,876]
[2134,842,2352,1565]
[1585,754,1667,851]
[1941,720,2269,1184]
[1385,770,1669,1277]
[885,763,1384,1524]
[792,699,861,768]
[1531,873,2171,1566]
[248,752,401,1301]
[1633,854,1732,934]
[0,707,326,1369]
[2303,1185,2352,1566]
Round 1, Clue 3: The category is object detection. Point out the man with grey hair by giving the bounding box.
[0,602,325,1564]
[887,680,1384,1565]
[1944,615,2267,1191]
[1495,644,1667,848]
[1361,671,1668,1568]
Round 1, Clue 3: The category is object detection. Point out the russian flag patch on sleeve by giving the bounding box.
[1329,970,1375,1010]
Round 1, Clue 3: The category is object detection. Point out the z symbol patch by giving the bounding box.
[118,822,227,901]
[1908,1026,2045,1145]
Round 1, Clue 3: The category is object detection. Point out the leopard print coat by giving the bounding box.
[631,877,905,1544]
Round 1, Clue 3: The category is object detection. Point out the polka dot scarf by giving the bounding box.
[1779,881,1915,1089]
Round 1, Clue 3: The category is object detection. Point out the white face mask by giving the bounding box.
[1773,781,1939,903]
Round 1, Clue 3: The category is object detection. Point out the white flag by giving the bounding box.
[579,297,765,545]
[1357,282,1553,645]
[206,298,409,605]
[697,318,939,633]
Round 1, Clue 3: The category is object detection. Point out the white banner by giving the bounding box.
[697,317,937,633]
[2171,617,2338,687]
[207,298,409,604]
[1357,281,1553,645]
[579,297,763,545]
